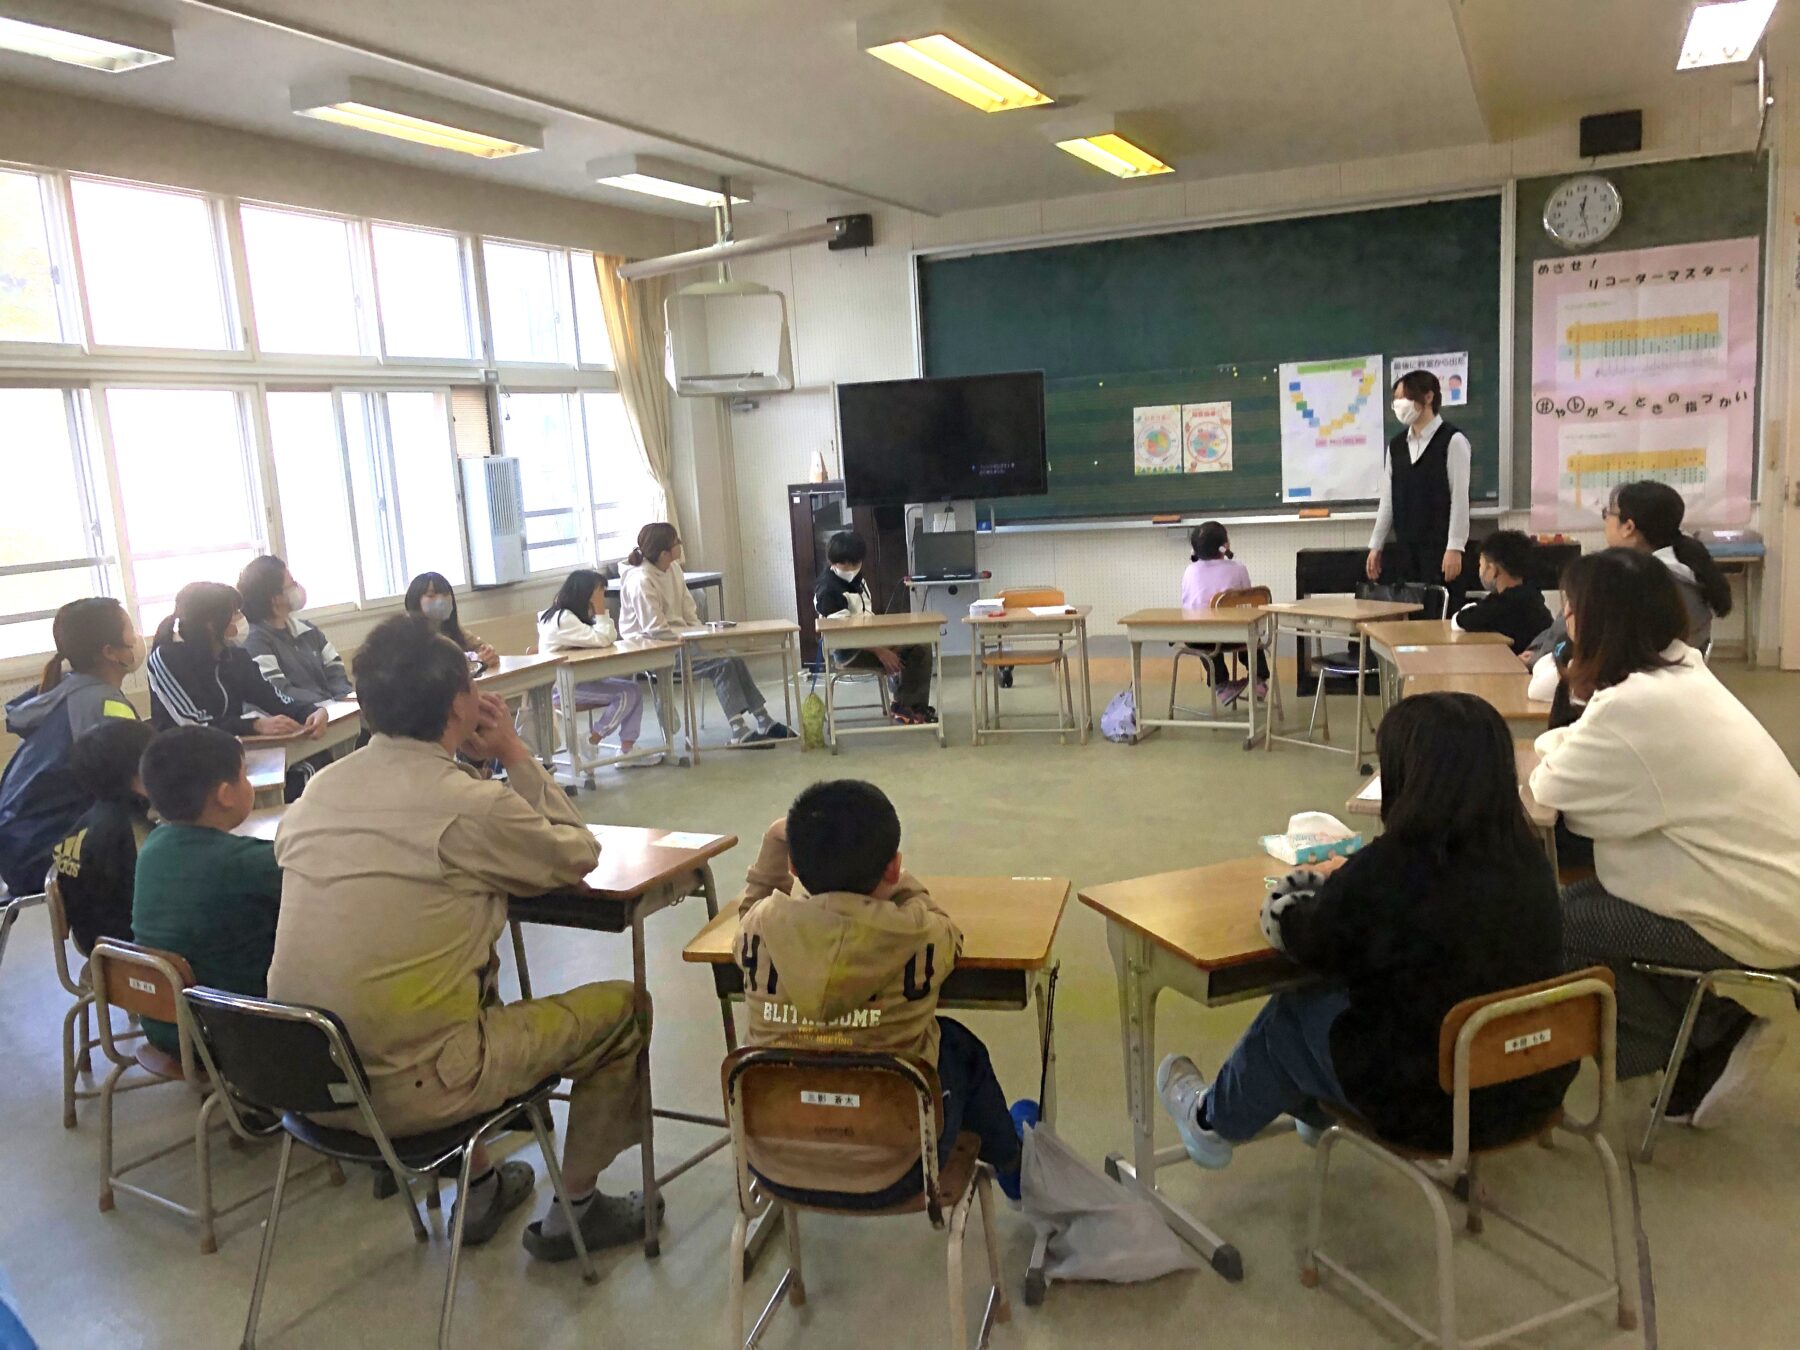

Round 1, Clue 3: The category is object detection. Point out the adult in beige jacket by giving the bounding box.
[268,614,652,1260]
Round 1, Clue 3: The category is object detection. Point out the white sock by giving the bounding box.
[538,1187,595,1238]
[729,712,753,736]
[751,707,774,732]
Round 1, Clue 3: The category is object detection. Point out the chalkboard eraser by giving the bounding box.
[1150,513,1182,524]
[1297,507,1331,519]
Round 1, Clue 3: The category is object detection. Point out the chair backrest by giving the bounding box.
[43,874,85,995]
[722,1047,943,1213]
[89,939,198,1075]
[1212,585,1272,609]
[998,586,1065,609]
[182,986,375,1119]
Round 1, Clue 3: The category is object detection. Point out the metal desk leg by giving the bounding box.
[1353,631,1373,775]
[781,638,795,737]
[824,649,839,754]
[1078,619,1093,745]
[1128,639,1147,743]
[1747,567,1760,669]
[508,920,533,1001]
[658,673,678,766]
[934,638,946,748]
[682,645,701,766]
[699,866,737,1054]
[1024,963,1061,1307]
[969,629,983,746]
[630,908,659,1258]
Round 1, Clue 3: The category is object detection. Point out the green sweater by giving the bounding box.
[131,823,282,1055]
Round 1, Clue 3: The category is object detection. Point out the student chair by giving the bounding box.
[1300,968,1639,1349]
[1169,586,1277,724]
[1631,960,1800,1163]
[824,662,894,737]
[0,884,44,978]
[722,1047,1009,1350]
[973,586,1076,744]
[45,875,147,1129]
[181,986,598,1350]
[89,940,332,1253]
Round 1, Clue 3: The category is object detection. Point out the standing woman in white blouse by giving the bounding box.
[1530,548,1800,1127]
[1365,369,1472,611]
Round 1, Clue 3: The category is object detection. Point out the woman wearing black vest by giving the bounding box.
[1364,370,1471,610]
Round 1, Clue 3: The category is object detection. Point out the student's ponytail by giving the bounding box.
[626,547,645,567]
[41,598,130,693]
[1615,480,1732,617]
[630,522,679,570]
[1669,534,1733,617]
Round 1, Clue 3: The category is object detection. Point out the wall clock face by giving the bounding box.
[1543,175,1622,250]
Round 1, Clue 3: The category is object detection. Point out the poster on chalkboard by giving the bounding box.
[1390,351,1469,406]
[1181,401,1233,473]
[1133,404,1182,474]
[1279,353,1385,501]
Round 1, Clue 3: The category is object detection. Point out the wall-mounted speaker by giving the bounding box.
[1580,110,1643,158]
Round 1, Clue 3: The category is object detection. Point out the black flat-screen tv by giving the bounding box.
[837,371,1047,507]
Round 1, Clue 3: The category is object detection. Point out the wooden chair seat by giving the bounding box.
[134,1041,187,1082]
[780,1131,981,1218]
[980,650,1063,669]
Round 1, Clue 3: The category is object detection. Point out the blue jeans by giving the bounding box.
[1205,986,1351,1142]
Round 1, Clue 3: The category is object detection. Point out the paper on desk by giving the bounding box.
[678,629,711,639]
[1355,776,1382,801]
[653,831,720,850]
[1027,605,1077,616]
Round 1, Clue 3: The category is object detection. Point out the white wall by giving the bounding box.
[710,83,1778,651]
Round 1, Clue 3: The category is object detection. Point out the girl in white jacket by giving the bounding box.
[537,570,650,762]
[1529,548,1800,1127]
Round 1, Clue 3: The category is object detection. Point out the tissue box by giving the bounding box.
[969,599,1006,616]
[1260,811,1363,866]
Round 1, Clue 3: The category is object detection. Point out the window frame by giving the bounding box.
[0,167,86,358]
[368,219,485,370]
[235,200,383,369]
[497,387,593,576]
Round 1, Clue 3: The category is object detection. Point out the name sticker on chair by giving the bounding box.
[127,977,156,994]
[1504,1029,1552,1053]
[800,1091,860,1109]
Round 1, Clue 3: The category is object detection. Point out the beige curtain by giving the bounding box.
[595,253,678,530]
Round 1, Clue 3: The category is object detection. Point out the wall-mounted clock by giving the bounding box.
[1543,175,1623,250]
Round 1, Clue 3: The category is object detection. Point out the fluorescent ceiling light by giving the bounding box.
[0,0,172,72]
[857,9,1051,112]
[291,78,542,158]
[1057,133,1172,178]
[588,154,749,208]
[1678,0,1777,69]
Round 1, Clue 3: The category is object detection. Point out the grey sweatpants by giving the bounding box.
[1561,877,1746,1081]
[692,654,766,722]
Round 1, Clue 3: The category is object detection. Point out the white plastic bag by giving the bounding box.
[1018,1124,1200,1284]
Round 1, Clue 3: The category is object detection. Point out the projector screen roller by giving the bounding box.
[837,371,1047,506]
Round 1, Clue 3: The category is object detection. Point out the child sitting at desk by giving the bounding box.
[51,719,155,953]
[814,530,935,725]
[1452,530,1551,654]
[736,779,1029,1201]
[1178,520,1267,703]
[131,726,281,1058]
[618,522,792,747]
[1158,692,1574,1163]
[537,568,654,764]
[405,572,498,672]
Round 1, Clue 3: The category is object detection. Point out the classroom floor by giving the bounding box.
[3,651,1798,1350]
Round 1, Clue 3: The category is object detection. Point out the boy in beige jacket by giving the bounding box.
[736,779,1025,1203]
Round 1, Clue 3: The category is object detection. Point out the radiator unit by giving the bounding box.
[462,456,528,587]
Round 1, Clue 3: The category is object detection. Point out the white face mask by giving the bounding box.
[227,617,247,644]
[1392,398,1422,426]
[831,565,862,584]
[282,583,307,612]
[420,595,454,622]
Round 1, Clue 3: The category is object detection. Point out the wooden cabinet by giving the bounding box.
[787,481,906,666]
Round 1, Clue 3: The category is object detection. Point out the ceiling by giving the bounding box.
[0,0,1765,219]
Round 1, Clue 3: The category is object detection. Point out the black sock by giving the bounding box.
[1195,1095,1213,1132]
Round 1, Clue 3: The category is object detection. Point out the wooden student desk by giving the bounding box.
[676,620,801,764]
[684,874,1071,1304]
[1265,598,1421,771]
[476,653,564,768]
[1361,620,1511,710]
[508,824,739,1260]
[245,746,288,808]
[1117,608,1277,751]
[233,806,284,841]
[241,698,364,770]
[1395,647,1552,725]
[1080,857,1305,1283]
[816,610,948,750]
[550,640,683,782]
[964,605,1095,746]
[1347,741,1560,867]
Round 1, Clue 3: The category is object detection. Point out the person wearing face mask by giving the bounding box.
[146,581,327,744]
[237,555,353,707]
[1365,370,1472,610]
[0,597,145,898]
[405,572,499,671]
[813,531,935,722]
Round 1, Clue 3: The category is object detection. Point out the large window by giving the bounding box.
[241,206,366,357]
[265,391,361,608]
[0,388,109,657]
[484,240,571,365]
[103,387,262,632]
[371,223,476,360]
[340,390,465,598]
[0,170,68,345]
[501,392,584,570]
[70,179,236,351]
[582,392,661,558]
[571,251,613,368]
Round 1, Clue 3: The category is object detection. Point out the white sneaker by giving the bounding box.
[1691,1017,1788,1129]
[1156,1055,1233,1169]
[1293,1118,1325,1148]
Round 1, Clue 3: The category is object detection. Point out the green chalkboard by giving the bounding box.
[919,195,1502,522]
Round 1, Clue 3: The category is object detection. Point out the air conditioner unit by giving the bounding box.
[462,456,528,587]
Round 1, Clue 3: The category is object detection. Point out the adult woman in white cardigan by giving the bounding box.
[616,523,792,748]
[537,569,655,765]
[1530,549,1800,1127]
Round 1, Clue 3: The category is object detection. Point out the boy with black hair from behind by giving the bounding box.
[1452,530,1552,654]
[736,779,1030,1203]
[52,718,156,953]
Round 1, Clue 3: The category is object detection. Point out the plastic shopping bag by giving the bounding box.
[800,687,828,750]
[1018,1124,1200,1284]
[1099,688,1137,743]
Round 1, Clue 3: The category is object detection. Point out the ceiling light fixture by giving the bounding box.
[857,9,1052,112]
[588,154,750,209]
[290,77,542,158]
[0,0,173,72]
[1677,0,1778,69]
[1047,114,1173,178]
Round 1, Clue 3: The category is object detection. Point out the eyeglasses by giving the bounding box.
[1598,507,1619,522]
